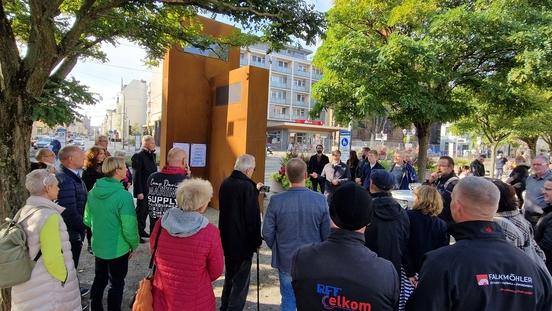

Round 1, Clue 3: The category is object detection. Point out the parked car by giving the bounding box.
[391,189,415,209]
[34,136,52,149]
[73,137,85,146]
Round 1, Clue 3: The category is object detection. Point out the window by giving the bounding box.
[272,106,288,115]
[277,60,289,68]
[251,55,265,63]
[293,108,306,117]
[294,79,306,87]
[240,53,245,60]
[296,94,306,103]
[297,64,308,72]
[312,67,322,75]
[271,90,287,100]
[271,75,287,84]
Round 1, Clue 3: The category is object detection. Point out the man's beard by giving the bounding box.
[317,150,322,154]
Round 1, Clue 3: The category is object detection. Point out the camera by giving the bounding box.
[260,185,271,193]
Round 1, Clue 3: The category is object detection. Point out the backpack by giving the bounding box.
[0,206,44,288]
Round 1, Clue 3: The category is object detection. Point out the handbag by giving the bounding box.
[131,224,163,311]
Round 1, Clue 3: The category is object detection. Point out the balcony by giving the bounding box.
[270,97,291,105]
[311,72,323,80]
[271,81,290,89]
[272,66,291,74]
[294,68,310,77]
[250,60,267,68]
[293,84,308,92]
[293,100,309,108]
[269,112,291,120]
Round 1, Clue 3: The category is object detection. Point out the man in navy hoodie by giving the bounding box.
[407,176,552,311]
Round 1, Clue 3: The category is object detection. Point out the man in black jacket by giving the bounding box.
[219,154,263,311]
[470,154,486,176]
[307,144,329,193]
[146,147,188,233]
[131,135,157,240]
[292,182,399,311]
[535,180,552,273]
[426,156,459,224]
[360,149,386,190]
[407,176,552,311]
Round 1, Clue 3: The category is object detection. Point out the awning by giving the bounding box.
[267,121,345,133]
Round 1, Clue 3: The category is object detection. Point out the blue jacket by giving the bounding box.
[361,161,386,189]
[262,187,330,273]
[56,165,87,235]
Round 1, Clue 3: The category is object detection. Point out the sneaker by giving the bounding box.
[80,287,90,297]
[82,303,89,311]
[140,231,150,238]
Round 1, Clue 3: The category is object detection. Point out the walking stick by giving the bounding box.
[257,250,260,311]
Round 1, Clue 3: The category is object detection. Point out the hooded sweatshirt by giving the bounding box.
[84,177,139,259]
[364,192,410,275]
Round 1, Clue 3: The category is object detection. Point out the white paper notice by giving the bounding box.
[190,144,207,167]
[172,143,190,165]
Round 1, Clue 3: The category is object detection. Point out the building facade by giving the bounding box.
[240,44,343,152]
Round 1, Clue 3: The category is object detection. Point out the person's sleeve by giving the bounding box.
[537,225,552,252]
[131,154,143,195]
[320,165,327,178]
[406,257,450,311]
[245,186,262,251]
[207,228,224,281]
[262,199,276,249]
[320,201,331,241]
[307,157,313,174]
[83,202,91,228]
[58,179,84,233]
[120,194,140,251]
[40,214,68,283]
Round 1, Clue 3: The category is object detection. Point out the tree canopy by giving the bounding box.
[311,0,552,179]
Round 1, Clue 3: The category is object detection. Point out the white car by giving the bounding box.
[391,189,415,209]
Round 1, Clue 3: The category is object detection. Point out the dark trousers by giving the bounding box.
[136,199,149,235]
[68,230,83,269]
[310,178,325,193]
[149,217,159,235]
[86,227,92,247]
[525,211,542,230]
[90,253,129,311]
[220,258,252,311]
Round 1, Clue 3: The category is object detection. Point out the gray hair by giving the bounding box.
[452,176,500,218]
[234,154,255,173]
[58,145,81,162]
[167,147,187,166]
[26,169,58,196]
[142,135,154,145]
[176,178,213,211]
[533,155,550,165]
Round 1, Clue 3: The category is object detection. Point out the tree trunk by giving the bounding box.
[490,142,498,178]
[414,121,431,182]
[520,136,538,160]
[0,93,32,311]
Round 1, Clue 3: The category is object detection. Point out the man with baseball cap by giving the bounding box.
[292,182,399,310]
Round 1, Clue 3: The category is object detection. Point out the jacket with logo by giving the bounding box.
[146,166,188,219]
[406,221,552,311]
[292,229,399,311]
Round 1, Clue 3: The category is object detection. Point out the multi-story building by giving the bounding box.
[240,44,344,152]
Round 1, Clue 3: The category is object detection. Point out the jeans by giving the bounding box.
[136,199,148,235]
[220,258,252,311]
[495,168,504,179]
[279,270,296,311]
[90,253,129,311]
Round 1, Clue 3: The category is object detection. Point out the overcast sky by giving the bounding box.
[73,0,333,126]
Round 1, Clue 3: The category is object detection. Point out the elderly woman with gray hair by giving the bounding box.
[150,178,224,311]
[10,169,81,311]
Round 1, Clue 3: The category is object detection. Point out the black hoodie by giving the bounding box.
[407,221,552,311]
[364,192,410,275]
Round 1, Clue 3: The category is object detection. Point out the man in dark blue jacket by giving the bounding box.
[360,149,385,190]
[56,145,87,269]
[407,177,552,311]
[292,182,399,311]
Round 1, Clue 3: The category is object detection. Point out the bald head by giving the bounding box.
[167,147,187,168]
[451,176,500,222]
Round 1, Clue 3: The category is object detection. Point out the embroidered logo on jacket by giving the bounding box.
[317,284,372,311]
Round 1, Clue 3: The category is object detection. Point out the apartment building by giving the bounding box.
[240,44,343,152]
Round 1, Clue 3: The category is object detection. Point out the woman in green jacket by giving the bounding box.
[84,156,139,311]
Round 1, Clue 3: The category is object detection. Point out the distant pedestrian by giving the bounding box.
[10,170,81,311]
[94,135,111,156]
[31,148,56,173]
[495,152,508,179]
[150,178,223,311]
[355,147,371,186]
[390,152,418,190]
[524,156,552,228]
[360,149,385,190]
[146,147,189,233]
[292,182,399,310]
[218,154,263,311]
[321,150,350,202]
[307,144,329,193]
[507,156,530,207]
[84,156,139,311]
[263,158,331,310]
[491,179,546,268]
[406,177,552,310]
[470,154,486,176]
[82,146,106,254]
[131,135,157,240]
[404,186,449,287]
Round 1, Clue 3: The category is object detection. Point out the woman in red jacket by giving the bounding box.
[150,178,223,311]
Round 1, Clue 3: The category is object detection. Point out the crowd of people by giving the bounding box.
[7,138,552,311]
